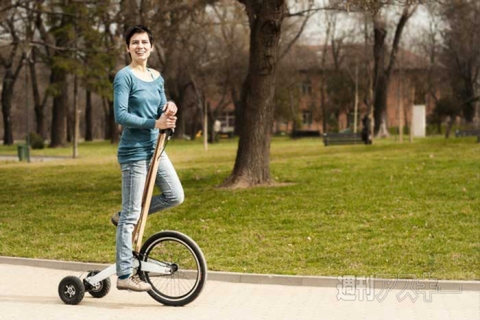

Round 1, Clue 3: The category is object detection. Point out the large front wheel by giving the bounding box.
[139,230,207,306]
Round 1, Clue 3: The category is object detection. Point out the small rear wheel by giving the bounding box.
[139,230,207,306]
[85,270,111,298]
[58,276,85,305]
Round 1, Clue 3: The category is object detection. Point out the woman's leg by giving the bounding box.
[148,152,184,215]
[116,160,148,277]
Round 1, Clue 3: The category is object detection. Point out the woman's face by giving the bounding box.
[127,32,153,63]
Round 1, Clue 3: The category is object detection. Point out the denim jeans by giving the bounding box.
[116,152,184,277]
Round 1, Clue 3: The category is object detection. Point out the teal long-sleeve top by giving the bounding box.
[113,66,167,164]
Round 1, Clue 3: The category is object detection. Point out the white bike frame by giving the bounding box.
[85,258,173,286]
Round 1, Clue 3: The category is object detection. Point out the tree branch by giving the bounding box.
[13,53,25,79]
[286,7,325,17]
[385,4,418,78]
[279,9,314,61]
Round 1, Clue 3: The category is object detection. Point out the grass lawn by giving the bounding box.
[0,136,478,280]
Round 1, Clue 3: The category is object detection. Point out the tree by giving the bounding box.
[27,0,54,140]
[317,10,363,132]
[30,9,49,139]
[221,0,372,188]
[0,4,25,145]
[80,3,120,142]
[331,1,433,135]
[207,2,249,141]
[41,2,76,148]
[371,3,417,136]
[25,0,120,146]
[441,0,480,123]
[432,96,460,138]
[219,0,289,188]
[274,56,302,133]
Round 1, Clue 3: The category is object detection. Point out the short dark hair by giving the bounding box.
[125,25,154,46]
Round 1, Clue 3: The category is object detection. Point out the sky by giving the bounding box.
[300,4,433,48]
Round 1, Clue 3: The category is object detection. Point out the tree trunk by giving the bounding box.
[221,0,287,188]
[49,11,73,148]
[372,16,387,135]
[1,70,16,145]
[169,90,185,139]
[85,89,93,141]
[176,104,185,139]
[461,80,476,122]
[49,67,68,147]
[102,98,110,140]
[207,103,216,143]
[320,17,331,134]
[372,5,416,135]
[445,116,454,139]
[104,73,119,143]
[29,49,46,139]
[108,98,118,144]
[1,5,23,145]
[67,99,72,143]
[373,77,389,137]
[289,90,297,135]
[231,86,242,136]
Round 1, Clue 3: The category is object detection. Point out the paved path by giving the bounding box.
[0,264,478,320]
[0,155,70,163]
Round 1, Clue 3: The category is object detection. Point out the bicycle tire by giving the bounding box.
[139,230,207,306]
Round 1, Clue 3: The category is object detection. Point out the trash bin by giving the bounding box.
[17,144,30,161]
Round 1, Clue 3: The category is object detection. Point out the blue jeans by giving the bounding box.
[116,152,184,277]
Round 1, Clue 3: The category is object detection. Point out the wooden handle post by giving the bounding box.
[132,132,168,252]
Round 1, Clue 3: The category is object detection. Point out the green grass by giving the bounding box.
[0,136,478,280]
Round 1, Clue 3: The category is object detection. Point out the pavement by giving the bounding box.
[0,155,70,163]
[0,257,478,320]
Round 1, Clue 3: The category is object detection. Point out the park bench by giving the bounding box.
[323,132,365,146]
[291,130,321,138]
[455,129,480,142]
[455,129,480,137]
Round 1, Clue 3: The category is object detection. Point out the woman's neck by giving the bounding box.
[129,62,148,73]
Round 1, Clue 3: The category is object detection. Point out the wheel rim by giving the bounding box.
[86,270,103,292]
[64,284,77,298]
[90,282,103,292]
[143,237,202,302]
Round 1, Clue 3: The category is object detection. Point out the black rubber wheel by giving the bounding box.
[139,230,207,306]
[58,276,85,305]
[85,270,111,298]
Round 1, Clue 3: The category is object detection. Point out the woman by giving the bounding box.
[112,25,184,292]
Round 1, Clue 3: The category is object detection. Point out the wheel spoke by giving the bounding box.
[139,231,207,306]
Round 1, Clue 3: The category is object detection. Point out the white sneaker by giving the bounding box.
[117,275,152,292]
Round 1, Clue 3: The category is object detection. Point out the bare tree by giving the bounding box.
[319,10,334,133]
[209,1,250,140]
[0,4,25,145]
[420,3,443,104]
[440,0,480,123]
[371,3,418,136]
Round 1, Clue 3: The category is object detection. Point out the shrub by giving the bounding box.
[28,132,45,149]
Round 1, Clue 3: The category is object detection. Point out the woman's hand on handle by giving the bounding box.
[155,113,176,129]
[163,101,177,116]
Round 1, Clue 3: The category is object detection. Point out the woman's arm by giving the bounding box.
[113,74,156,129]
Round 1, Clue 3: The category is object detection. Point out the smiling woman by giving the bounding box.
[111,25,184,292]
